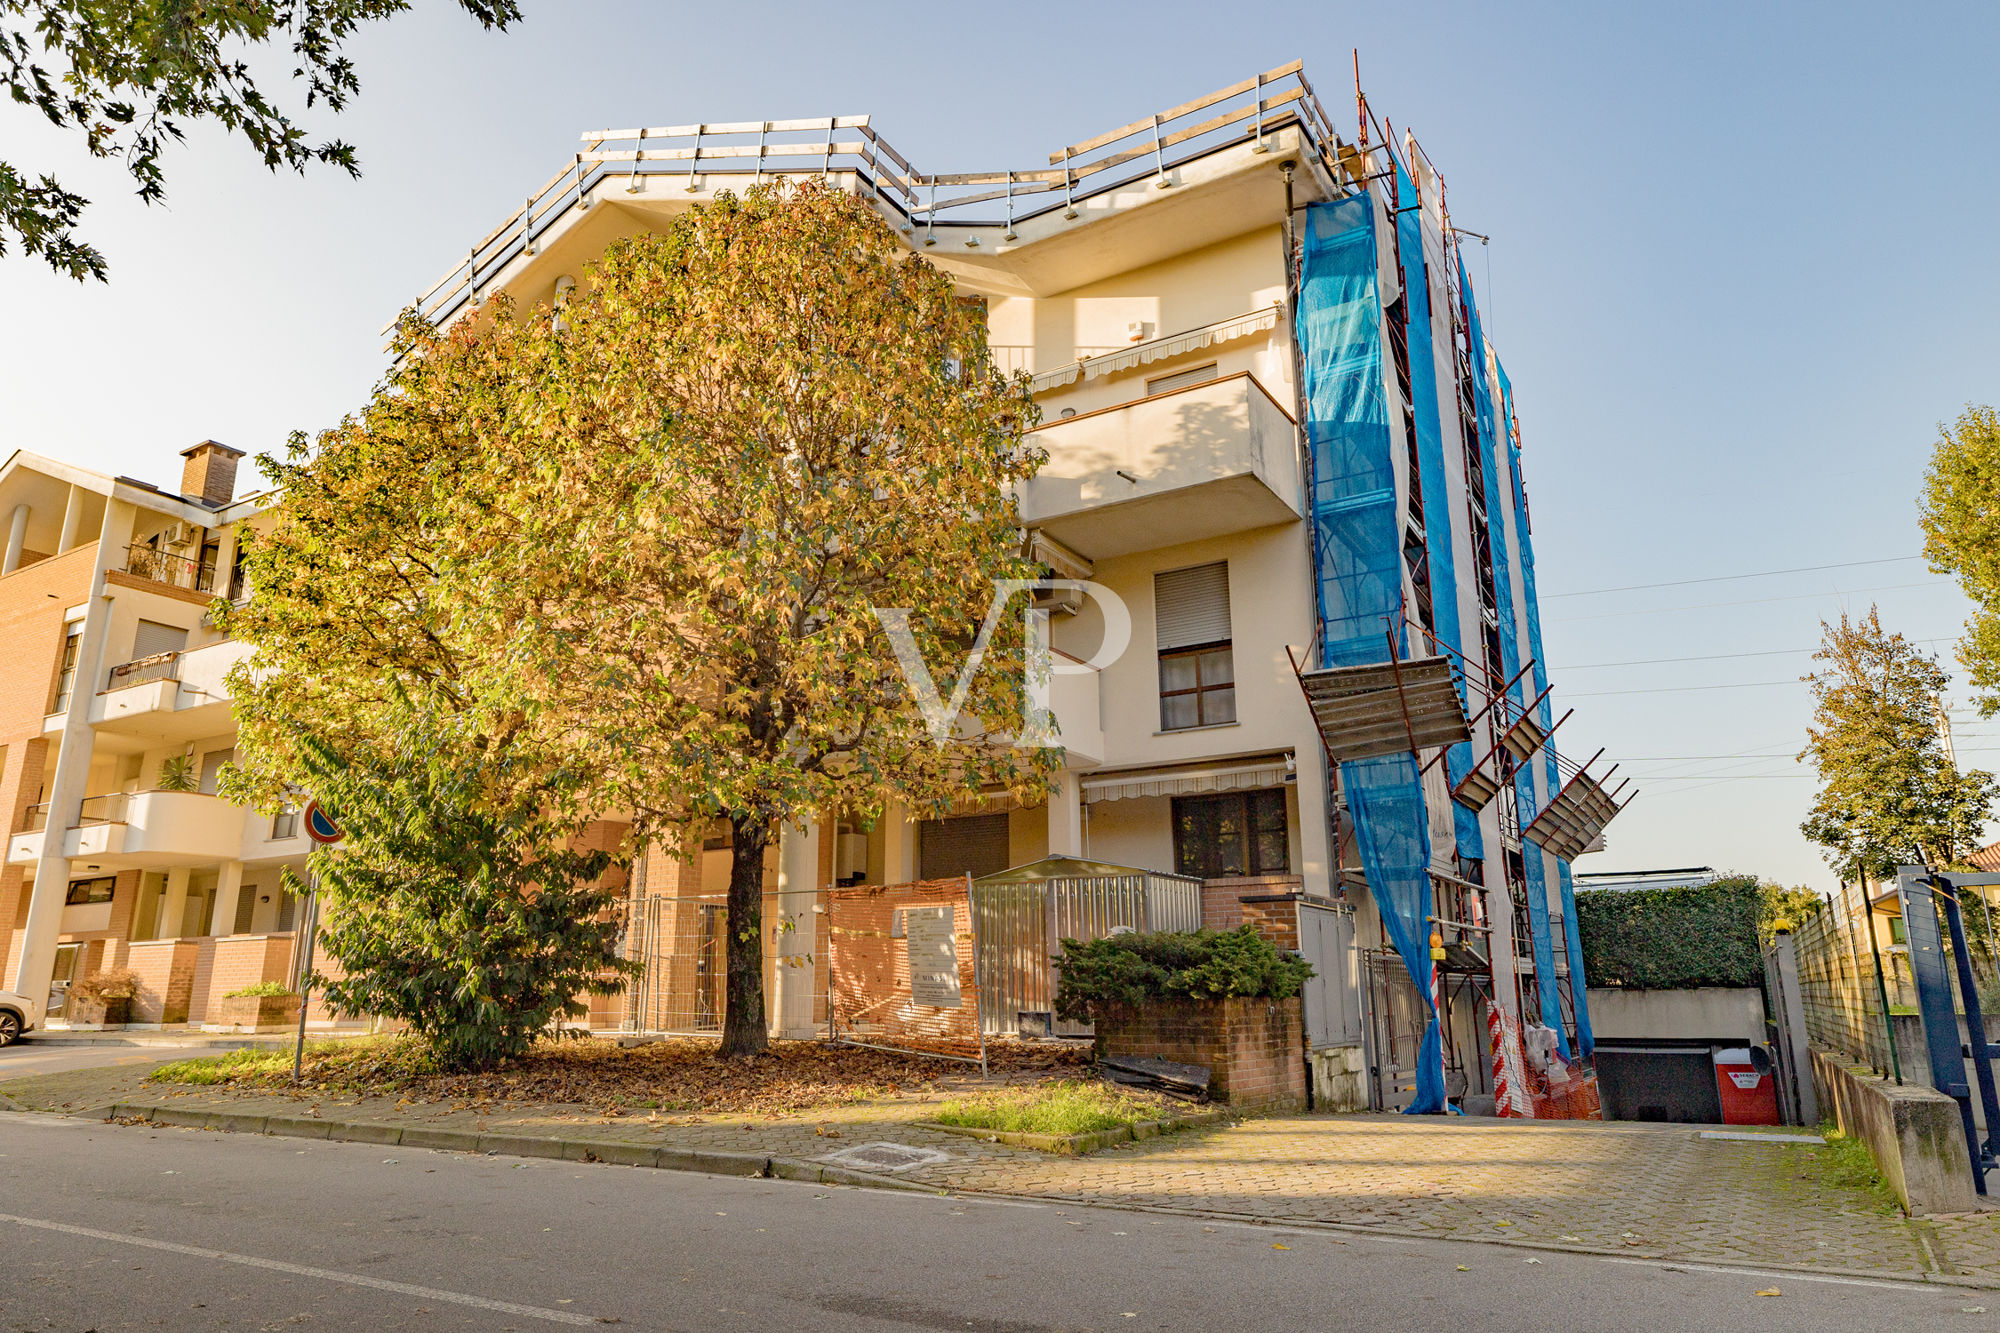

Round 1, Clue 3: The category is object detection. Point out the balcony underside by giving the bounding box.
[1028,472,1301,561]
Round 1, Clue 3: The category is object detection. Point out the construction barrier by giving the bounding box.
[827,877,986,1067]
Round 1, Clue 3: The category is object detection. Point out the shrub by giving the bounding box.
[1054,926,1313,1022]
[1575,877,1763,990]
[223,981,295,999]
[69,967,140,1003]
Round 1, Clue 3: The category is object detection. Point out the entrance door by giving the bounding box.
[47,942,83,1019]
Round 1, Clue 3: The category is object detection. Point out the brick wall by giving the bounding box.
[127,939,200,1023]
[1202,876,1304,951]
[204,933,296,1018]
[1095,995,1306,1113]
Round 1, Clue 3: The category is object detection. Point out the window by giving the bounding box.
[1155,562,1233,731]
[271,804,299,840]
[1146,362,1218,396]
[51,626,82,713]
[1172,790,1289,880]
[198,748,234,795]
[64,876,116,906]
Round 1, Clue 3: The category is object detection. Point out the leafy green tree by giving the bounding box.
[1799,607,1997,880]
[229,180,1053,1060]
[1760,881,1824,944]
[220,303,629,1070]
[2,0,520,281]
[282,689,634,1070]
[1922,404,2000,715]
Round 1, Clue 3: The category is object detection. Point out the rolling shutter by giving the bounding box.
[131,620,187,659]
[918,813,1012,881]
[1154,562,1231,650]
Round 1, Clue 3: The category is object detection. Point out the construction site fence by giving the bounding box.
[827,877,987,1066]
[608,888,829,1039]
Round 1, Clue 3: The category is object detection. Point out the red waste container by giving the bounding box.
[1712,1046,1781,1125]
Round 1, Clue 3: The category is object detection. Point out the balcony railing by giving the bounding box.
[19,792,128,833]
[123,545,217,594]
[106,650,180,691]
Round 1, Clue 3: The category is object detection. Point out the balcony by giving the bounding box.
[93,639,251,741]
[119,544,220,596]
[7,790,248,870]
[1016,372,1302,559]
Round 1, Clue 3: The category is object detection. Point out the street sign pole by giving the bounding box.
[292,868,317,1084]
[293,800,344,1085]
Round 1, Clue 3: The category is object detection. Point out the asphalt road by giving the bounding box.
[0,1111,1989,1333]
[0,1039,248,1081]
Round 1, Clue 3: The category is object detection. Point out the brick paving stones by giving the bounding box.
[14,1056,2000,1285]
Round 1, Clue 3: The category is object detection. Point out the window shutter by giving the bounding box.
[1146,362,1219,396]
[1154,562,1232,650]
[918,814,1012,881]
[131,620,187,659]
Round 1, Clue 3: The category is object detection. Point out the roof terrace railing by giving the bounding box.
[400,60,1352,331]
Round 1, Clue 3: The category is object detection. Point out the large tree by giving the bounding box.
[480,182,1056,1056]
[1921,403,2000,714]
[2,0,520,281]
[1799,606,1997,880]
[231,180,1055,1059]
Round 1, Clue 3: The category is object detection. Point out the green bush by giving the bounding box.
[1054,926,1313,1022]
[1575,877,1764,990]
[223,981,296,999]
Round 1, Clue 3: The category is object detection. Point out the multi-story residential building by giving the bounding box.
[4,62,1622,1112]
[0,443,316,1027]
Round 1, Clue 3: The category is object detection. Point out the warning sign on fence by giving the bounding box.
[904,904,963,1008]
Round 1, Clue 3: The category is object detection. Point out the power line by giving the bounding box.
[1561,637,1954,671]
[1543,555,1923,599]
[1563,680,1802,698]
[1550,580,1950,625]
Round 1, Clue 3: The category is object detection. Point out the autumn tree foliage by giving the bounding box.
[229,180,1054,1060]
[1799,606,1997,881]
[1922,403,2000,715]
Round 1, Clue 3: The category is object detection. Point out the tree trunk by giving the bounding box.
[720,812,770,1057]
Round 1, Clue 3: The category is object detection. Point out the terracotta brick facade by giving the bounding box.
[1095,995,1306,1113]
[127,939,201,1024]
[204,932,296,1018]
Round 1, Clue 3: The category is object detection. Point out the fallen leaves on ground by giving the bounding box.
[148,1034,1092,1115]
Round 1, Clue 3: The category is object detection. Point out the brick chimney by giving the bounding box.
[180,440,245,507]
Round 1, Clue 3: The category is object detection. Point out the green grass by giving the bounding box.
[929,1080,1173,1138]
[1788,1123,1903,1215]
[147,1036,408,1088]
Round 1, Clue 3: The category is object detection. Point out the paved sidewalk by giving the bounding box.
[10,1057,2000,1286]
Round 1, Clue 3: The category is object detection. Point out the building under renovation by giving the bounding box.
[0,59,1625,1113]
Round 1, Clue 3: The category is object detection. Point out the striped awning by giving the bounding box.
[1081,757,1291,803]
[1031,305,1283,392]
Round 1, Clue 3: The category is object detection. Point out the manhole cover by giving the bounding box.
[821,1142,951,1171]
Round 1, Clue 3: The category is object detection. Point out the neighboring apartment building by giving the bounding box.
[0,443,315,1026]
[5,62,1620,1111]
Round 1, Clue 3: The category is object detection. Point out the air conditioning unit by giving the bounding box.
[1126,320,1153,343]
[1032,585,1084,617]
[162,522,197,548]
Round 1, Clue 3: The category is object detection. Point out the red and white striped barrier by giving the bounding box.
[1489,1004,1534,1118]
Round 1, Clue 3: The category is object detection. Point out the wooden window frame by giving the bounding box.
[1158,639,1235,731]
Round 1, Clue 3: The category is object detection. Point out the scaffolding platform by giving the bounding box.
[1522,768,1625,861]
[1296,655,1471,761]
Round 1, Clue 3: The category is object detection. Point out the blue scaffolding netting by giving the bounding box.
[1396,171,1482,861]
[1299,192,1446,1115]
[1461,264,1565,1053]
[1497,360,1593,1057]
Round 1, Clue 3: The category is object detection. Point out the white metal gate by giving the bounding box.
[1298,901,1363,1049]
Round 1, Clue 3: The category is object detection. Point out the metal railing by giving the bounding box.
[106,650,180,691]
[18,792,130,834]
[402,61,1353,330]
[123,545,216,594]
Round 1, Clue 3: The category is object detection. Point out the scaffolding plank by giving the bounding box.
[1298,655,1472,761]
[1522,768,1623,861]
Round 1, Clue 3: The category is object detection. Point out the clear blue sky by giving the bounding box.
[6,2,1994,889]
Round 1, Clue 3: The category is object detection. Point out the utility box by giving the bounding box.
[1713,1046,1781,1125]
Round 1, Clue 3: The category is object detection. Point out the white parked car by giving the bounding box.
[0,990,35,1046]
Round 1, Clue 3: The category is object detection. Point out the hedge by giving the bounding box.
[1574,877,1764,990]
[1053,927,1314,1023]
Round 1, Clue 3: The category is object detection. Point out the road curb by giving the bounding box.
[93,1102,944,1193]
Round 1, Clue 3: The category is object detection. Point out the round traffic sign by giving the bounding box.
[303,800,344,846]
